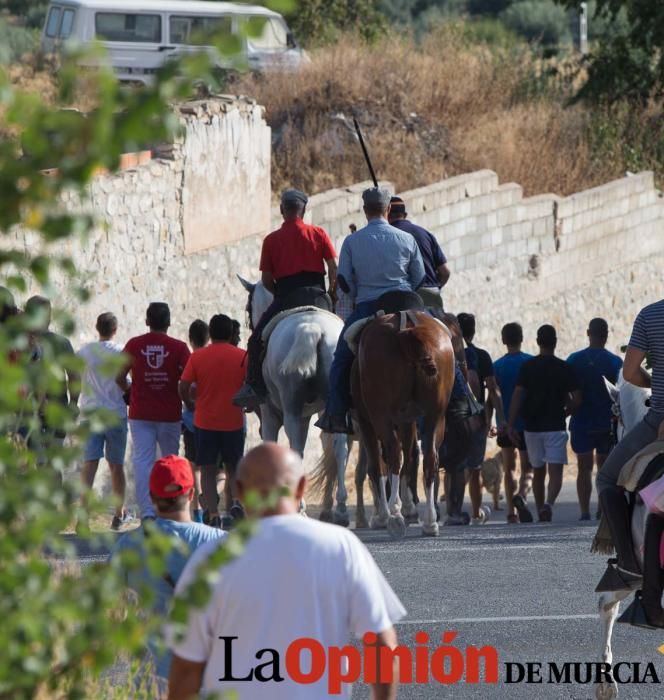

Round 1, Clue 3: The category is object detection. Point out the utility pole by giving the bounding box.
[579,2,589,54]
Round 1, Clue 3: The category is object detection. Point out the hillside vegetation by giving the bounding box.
[234,26,662,196]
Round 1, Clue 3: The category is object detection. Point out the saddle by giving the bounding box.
[261,289,337,344]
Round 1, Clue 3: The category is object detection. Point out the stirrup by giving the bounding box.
[595,559,642,593]
[617,594,661,630]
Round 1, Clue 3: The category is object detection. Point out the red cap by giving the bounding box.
[149,455,194,499]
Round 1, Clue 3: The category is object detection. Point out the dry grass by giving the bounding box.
[233,28,660,197]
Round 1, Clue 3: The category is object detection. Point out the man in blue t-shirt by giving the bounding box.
[567,318,622,521]
[388,196,450,309]
[493,322,534,524]
[111,455,226,689]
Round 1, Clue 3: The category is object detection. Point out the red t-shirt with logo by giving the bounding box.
[123,332,190,422]
[181,342,247,431]
[259,219,336,280]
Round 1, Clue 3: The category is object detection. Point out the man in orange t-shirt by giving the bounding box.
[233,189,337,409]
[179,315,246,529]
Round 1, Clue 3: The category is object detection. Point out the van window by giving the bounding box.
[95,13,162,43]
[45,7,62,38]
[60,8,75,39]
[169,15,232,45]
[246,18,287,50]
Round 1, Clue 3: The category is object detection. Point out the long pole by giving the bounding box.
[353,117,378,188]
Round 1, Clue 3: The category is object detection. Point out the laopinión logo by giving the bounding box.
[216,633,663,694]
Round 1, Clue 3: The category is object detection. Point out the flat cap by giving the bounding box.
[281,189,308,206]
[362,186,392,208]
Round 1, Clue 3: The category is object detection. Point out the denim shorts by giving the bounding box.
[83,419,128,465]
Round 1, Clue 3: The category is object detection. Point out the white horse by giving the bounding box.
[238,277,351,525]
[596,372,651,700]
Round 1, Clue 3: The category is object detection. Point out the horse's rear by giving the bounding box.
[353,311,455,537]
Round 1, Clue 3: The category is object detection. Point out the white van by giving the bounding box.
[41,0,306,84]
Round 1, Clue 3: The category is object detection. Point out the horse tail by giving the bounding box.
[307,432,338,501]
[279,322,322,378]
[398,327,438,377]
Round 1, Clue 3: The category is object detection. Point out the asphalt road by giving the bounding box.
[67,481,664,699]
[350,481,664,699]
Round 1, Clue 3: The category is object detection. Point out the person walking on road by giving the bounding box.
[78,312,131,530]
[167,442,405,700]
[567,318,622,521]
[117,302,190,521]
[112,455,225,692]
[179,314,247,529]
[493,322,534,523]
[508,325,581,522]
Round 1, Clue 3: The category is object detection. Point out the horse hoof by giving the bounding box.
[481,505,492,518]
[596,682,618,700]
[370,515,387,530]
[421,522,439,537]
[333,511,350,528]
[319,510,333,523]
[355,515,369,529]
[387,515,406,540]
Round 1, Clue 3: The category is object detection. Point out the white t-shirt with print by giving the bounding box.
[168,514,406,699]
[78,340,127,418]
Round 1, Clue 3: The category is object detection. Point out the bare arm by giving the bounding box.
[371,626,399,700]
[623,346,651,388]
[566,389,582,416]
[437,263,450,288]
[116,363,131,393]
[168,655,205,700]
[325,257,338,296]
[485,375,505,427]
[261,270,276,294]
[178,380,195,412]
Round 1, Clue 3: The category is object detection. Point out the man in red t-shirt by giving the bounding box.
[117,302,190,520]
[233,189,338,408]
[179,314,247,529]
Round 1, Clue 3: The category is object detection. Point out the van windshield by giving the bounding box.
[170,15,232,45]
[245,17,288,51]
[95,13,161,43]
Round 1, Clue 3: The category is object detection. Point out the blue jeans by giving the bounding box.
[325,301,375,418]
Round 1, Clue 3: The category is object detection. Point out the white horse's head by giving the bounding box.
[604,370,650,440]
[238,275,273,330]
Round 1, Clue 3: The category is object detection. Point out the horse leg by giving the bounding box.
[382,427,405,540]
[355,410,385,529]
[421,415,444,537]
[354,438,369,529]
[332,433,349,527]
[318,432,336,524]
[596,591,630,700]
[284,412,310,515]
[400,423,419,524]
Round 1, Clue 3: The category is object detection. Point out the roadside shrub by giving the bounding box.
[0,20,40,65]
[500,0,572,47]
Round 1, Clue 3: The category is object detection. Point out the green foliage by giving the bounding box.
[0,5,291,691]
[0,20,40,65]
[0,1,49,28]
[501,0,571,47]
[467,0,512,16]
[557,0,664,101]
[462,17,522,48]
[289,0,388,44]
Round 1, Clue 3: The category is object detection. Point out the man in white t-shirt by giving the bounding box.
[78,312,130,530]
[167,442,406,700]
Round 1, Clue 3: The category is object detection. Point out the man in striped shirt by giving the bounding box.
[596,299,664,597]
[316,187,425,434]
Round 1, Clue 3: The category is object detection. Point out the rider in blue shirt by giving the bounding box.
[316,187,425,434]
[567,318,622,520]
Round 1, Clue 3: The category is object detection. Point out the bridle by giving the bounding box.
[245,285,255,332]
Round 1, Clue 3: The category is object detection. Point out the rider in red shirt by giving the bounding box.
[233,190,337,409]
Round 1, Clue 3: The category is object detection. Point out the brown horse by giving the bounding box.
[351,311,456,538]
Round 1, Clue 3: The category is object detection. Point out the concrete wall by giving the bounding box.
[299,170,664,359]
[7,97,664,502]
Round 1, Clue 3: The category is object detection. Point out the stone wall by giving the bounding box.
[299,170,664,359]
[6,98,664,499]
